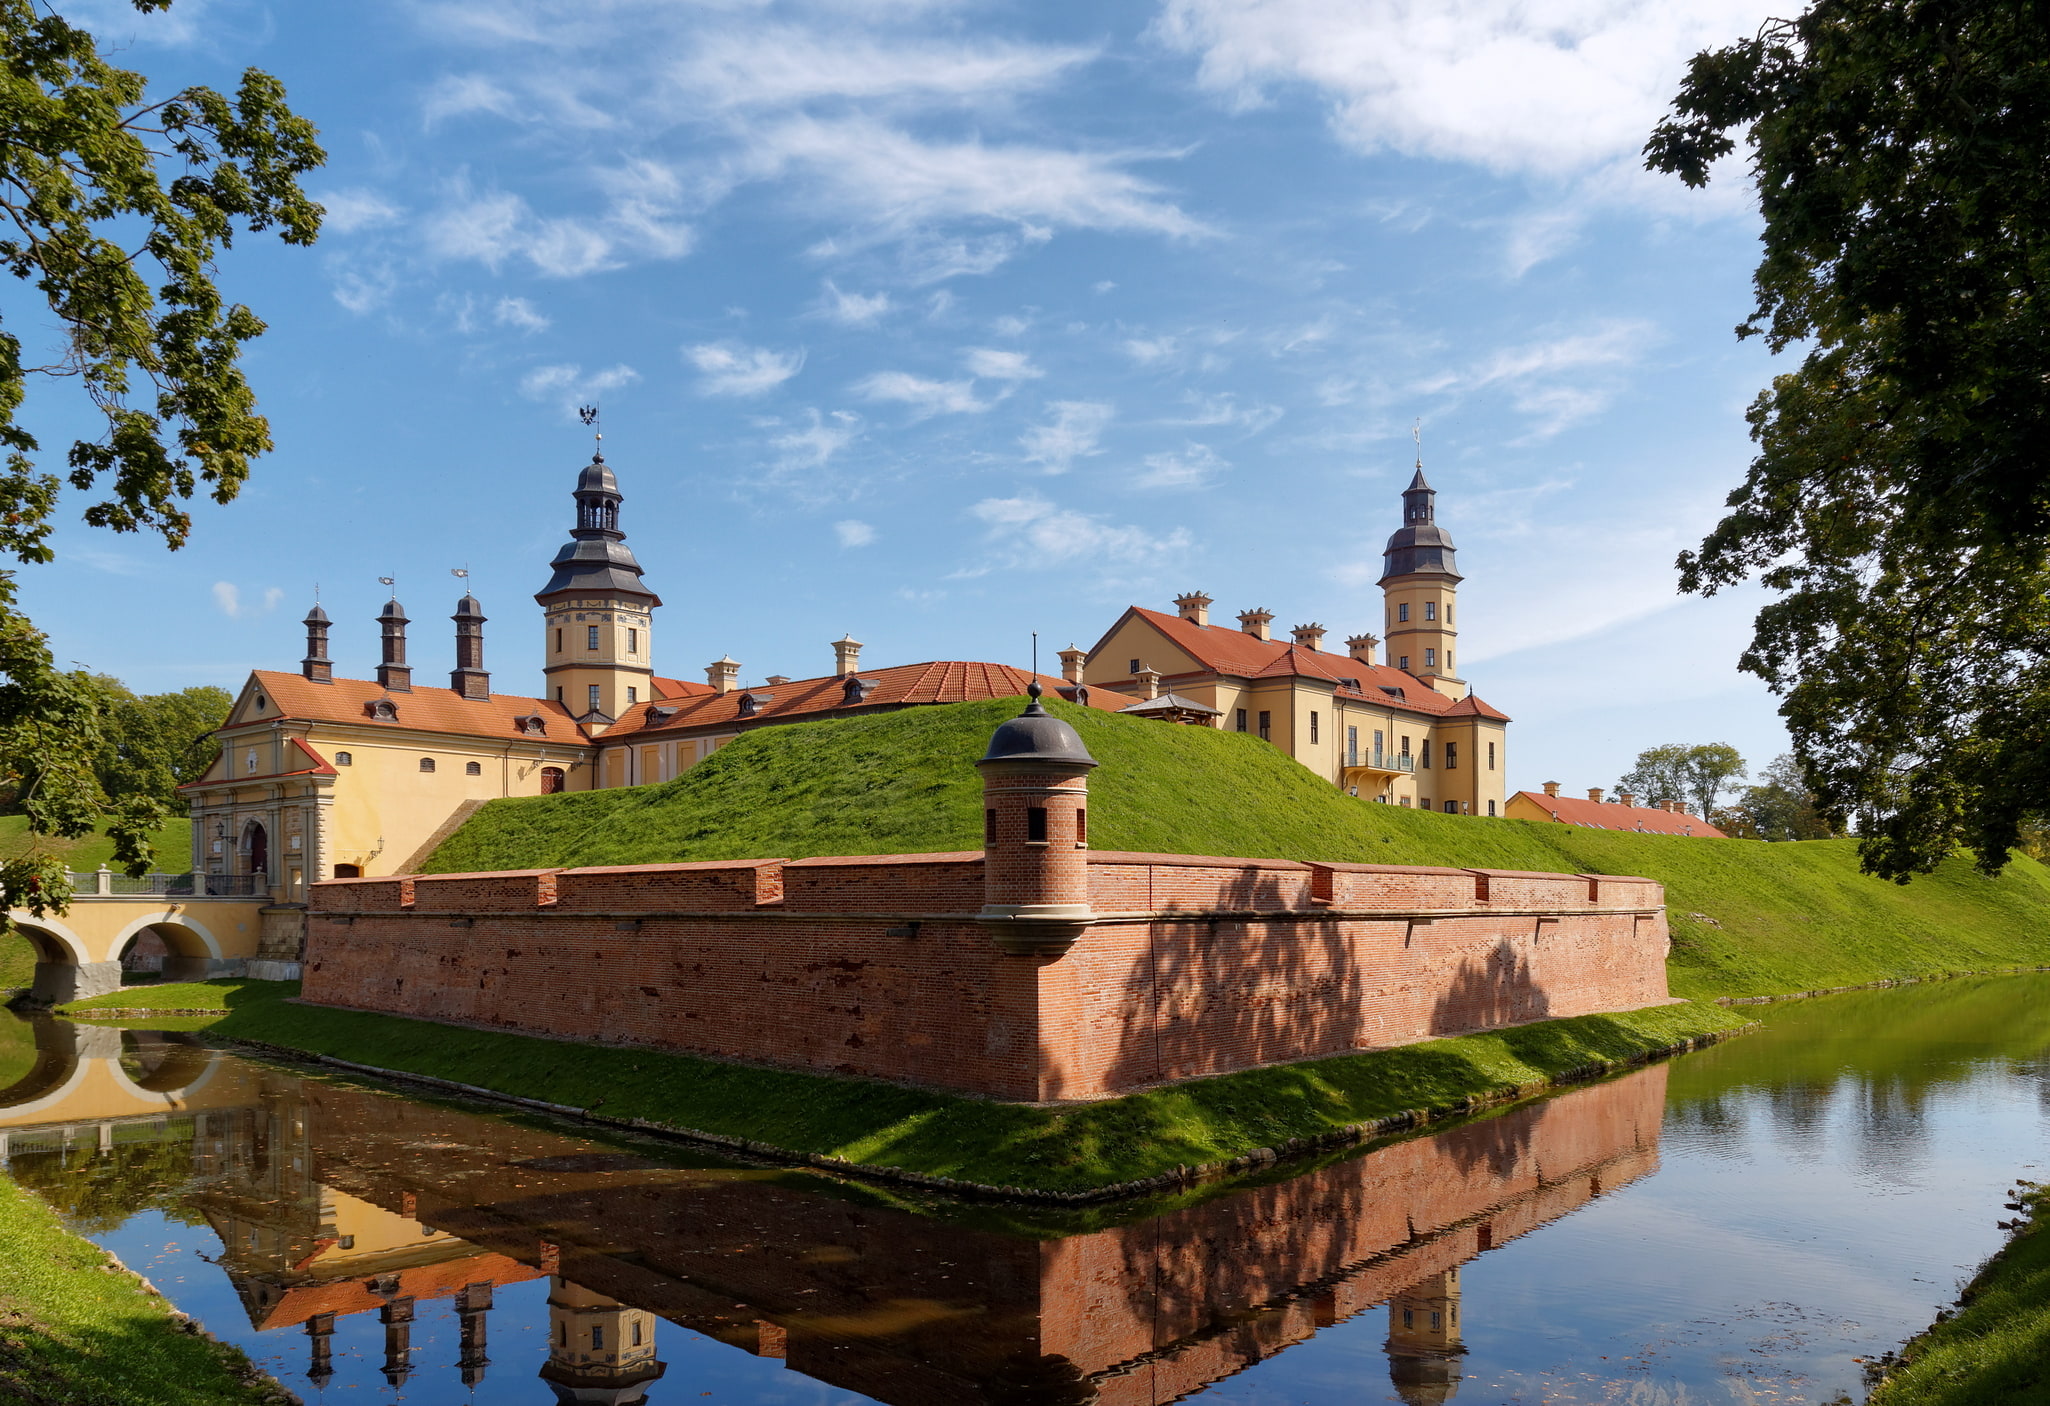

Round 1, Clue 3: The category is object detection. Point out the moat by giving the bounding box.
[5,975,2049,1405]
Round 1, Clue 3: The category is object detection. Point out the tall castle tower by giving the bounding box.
[536,447,660,723]
[1379,465,1465,701]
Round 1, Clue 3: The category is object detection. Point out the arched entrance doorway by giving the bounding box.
[239,820,269,887]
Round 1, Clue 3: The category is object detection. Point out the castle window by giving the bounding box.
[419,758,436,773]
[1446,651,1453,672]
[1234,709,1247,733]
[1425,648,1437,668]
[738,691,773,718]
[334,751,352,766]
[1310,711,1319,744]
[518,715,547,736]
[1446,603,1454,625]
[367,699,399,721]
[587,684,601,714]
[1487,800,1497,816]
[1444,801,1458,814]
[627,686,637,704]
[1400,736,1411,757]
[1488,742,1496,770]
[1424,602,1436,621]
[1129,658,1141,674]
[1444,742,1458,769]
[1257,710,1271,741]
[1347,725,1357,759]
[465,761,482,776]
[592,1326,604,1350]
[985,808,997,844]
[842,676,875,705]
[1421,740,1432,768]
[333,864,360,878]
[1027,807,1048,842]
[587,625,600,650]
[1076,808,1087,843]
[1374,729,1385,752]
[1398,603,1409,622]
[254,694,265,711]
[555,628,563,653]
[555,686,564,703]
[1399,656,1410,671]
[542,767,565,794]
[632,1321,643,1347]
[628,628,638,655]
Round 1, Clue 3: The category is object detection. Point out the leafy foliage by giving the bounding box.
[1615,741,1747,816]
[0,1,321,918]
[1717,753,1839,841]
[1646,2,2050,878]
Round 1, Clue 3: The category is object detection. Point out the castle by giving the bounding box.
[183,444,1511,902]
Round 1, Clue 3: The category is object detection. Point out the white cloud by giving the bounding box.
[834,519,877,548]
[968,493,1192,569]
[1122,336,1179,366]
[1168,392,1283,434]
[316,188,403,234]
[421,73,523,125]
[816,280,893,326]
[418,173,691,279]
[1093,280,1117,293]
[853,371,990,418]
[1428,319,1661,437]
[685,341,805,397]
[1155,0,1777,189]
[964,347,1043,381]
[494,297,550,332]
[672,27,1096,110]
[211,583,285,619]
[1020,401,1113,474]
[1134,442,1228,490]
[992,314,1032,336]
[770,409,859,472]
[518,362,641,410]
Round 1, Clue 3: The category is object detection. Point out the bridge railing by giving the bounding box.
[63,871,262,898]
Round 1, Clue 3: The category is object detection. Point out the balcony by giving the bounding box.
[1341,749,1415,776]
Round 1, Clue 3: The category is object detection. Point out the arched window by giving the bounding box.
[541,766,565,794]
[333,863,361,878]
[419,757,436,773]
[465,761,482,776]
[334,751,352,766]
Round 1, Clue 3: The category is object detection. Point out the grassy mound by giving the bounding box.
[424,697,2050,1000]
[0,1171,290,1404]
[57,983,233,1015]
[152,981,1746,1197]
[1870,1183,2050,1406]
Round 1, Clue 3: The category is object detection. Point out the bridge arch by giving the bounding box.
[109,912,226,982]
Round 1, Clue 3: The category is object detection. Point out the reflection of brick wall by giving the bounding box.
[296,1056,1667,1406]
[305,852,1670,1101]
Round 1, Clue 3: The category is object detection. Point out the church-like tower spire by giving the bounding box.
[1378,454,1465,699]
[536,443,661,726]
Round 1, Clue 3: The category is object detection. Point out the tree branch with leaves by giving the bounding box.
[0,0,321,923]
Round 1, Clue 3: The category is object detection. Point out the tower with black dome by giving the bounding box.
[1379,465,1465,700]
[536,447,661,723]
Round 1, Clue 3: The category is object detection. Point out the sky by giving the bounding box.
[23,0,1799,798]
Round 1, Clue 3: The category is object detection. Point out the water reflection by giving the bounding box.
[0,1013,1665,1404]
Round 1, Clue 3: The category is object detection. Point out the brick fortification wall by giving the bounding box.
[304,850,1670,1102]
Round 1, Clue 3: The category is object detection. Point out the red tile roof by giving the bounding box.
[254,1251,544,1331]
[605,660,1113,739]
[234,671,588,745]
[1510,791,1727,838]
[651,675,715,699]
[1102,608,1512,722]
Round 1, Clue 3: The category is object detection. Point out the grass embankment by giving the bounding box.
[0,1172,289,1404]
[57,983,234,1016]
[1868,1184,2050,1406]
[421,698,2050,1001]
[157,980,1742,1196]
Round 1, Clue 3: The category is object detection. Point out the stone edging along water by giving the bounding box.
[218,1024,1755,1207]
[1709,965,2050,1006]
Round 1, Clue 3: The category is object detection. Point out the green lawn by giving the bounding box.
[0,814,192,873]
[166,979,1743,1196]
[1870,1184,2050,1406]
[58,983,234,1015]
[421,697,2050,1001]
[0,931,32,993]
[0,1172,290,1404]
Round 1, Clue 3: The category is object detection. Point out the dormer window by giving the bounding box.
[841,676,875,705]
[737,691,773,718]
[648,705,679,723]
[366,699,399,721]
[516,714,547,736]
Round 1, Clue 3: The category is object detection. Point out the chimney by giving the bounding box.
[1291,622,1326,651]
[832,634,862,677]
[765,674,790,686]
[1237,608,1274,641]
[707,656,740,694]
[1586,787,1605,803]
[376,597,412,693]
[1058,644,1087,684]
[301,603,333,683]
[1618,791,1636,808]
[1541,781,1561,797]
[1345,633,1379,665]
[1137,667,1161,700]
[449,593,490,701]
[1174,591,1212,626]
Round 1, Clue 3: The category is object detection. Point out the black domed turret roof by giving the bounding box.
[576,456,619,496]
[454,592,485,618]
[1379,467,1462,584]
[978,685,1098,768]
[377,597,408,620]
[303,603,330,624]
[536,450,661,605]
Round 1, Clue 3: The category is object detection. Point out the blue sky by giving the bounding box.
[27,0,1793,798]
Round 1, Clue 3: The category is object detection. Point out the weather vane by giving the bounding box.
[578,404,602,449]
[1413,418,1423,470]
[451,566,470,580]
[378,576,395,594]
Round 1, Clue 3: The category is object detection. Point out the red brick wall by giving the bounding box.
[304,850,1670,1101]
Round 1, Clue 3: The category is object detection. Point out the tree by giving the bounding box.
[84,675,228,811]
[0,1,320,916]
[1617,742,1747,819]
[1646,2,2050,879]
[1717,753,1839,841]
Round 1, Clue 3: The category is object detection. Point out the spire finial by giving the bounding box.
[1413,417,1422,471]
[578,404,602,458]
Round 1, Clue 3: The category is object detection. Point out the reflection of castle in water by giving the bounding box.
[0,1015,1667,1405]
